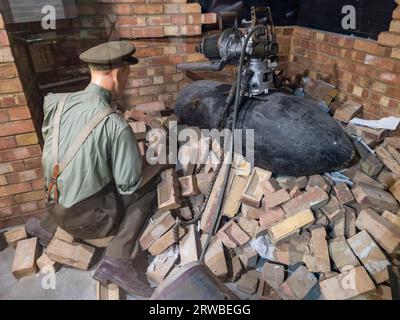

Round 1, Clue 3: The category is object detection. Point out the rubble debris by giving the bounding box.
[139,210,175,250]
[382,210,400,228]
[355,208,400,254]
[236,271,259,295]
[223,174,248,217]
[333,101,362,123]
[333,182,354,206]
[129,121,147,141]
[11,237,38,279]
[148,226,186,256]
[4,226,27,248]
[36,252,58,272]
[147,247,179,285]
[242,168,272,208]
[157,169,181,212]
[46,238,95,271]
[263,189,291,208]
[347,230,390,284]
[352,183,398,213]
[320,266,375,300]
[179,225,200,266]
[328,237,359,272]
[178,175,199,197]
[96,282,120,300]
[281,187,329,216]
[276,265,318,300]
[262,262,284,290]
[203,238,228,278]
[53,227,75,243]
[269,209,315,242]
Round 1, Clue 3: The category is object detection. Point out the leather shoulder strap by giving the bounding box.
[52,93,70,168]
[59,107,114,172]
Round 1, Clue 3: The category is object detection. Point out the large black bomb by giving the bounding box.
[175,80,354,176]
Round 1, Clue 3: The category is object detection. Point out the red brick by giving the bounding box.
[0,47,13,63]
[0,63,18,79]
[0,196,15,208]
[171,14,187,25]
[14,190,45,204]
[0,145,41,162]
[0,30,9,46]
[0,136,16,150]
[0,78,23,94]
[147,15,171,26]
[131,27,164,38]
[0,120,35,137]
[378,32,400,47]
[0,109,8,122]
[24,157,42,170]
[116,16,146,27]
[354,39,386,55]
[364,54,395,71]
[7,106,31,120]
[15,132,38,146]
[117,28,132,39]
[0,182,32,197]
[6,168,42,184]
[31,178,45,191]
[201,13,217,24]
[131,4,163,14]
[164,3,201,14]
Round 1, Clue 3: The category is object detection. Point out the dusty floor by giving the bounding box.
[0,227,322,300]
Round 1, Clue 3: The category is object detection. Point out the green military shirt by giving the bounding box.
[42,83,142,208]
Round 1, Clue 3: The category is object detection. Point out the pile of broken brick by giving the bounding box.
[140,99,400,300]
[1,99,400,300]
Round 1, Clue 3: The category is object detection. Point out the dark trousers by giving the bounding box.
[40,178,159,261]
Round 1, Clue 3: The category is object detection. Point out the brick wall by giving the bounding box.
[77,0,216,109]
[0,12,46,229]
[287,2,400,121]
